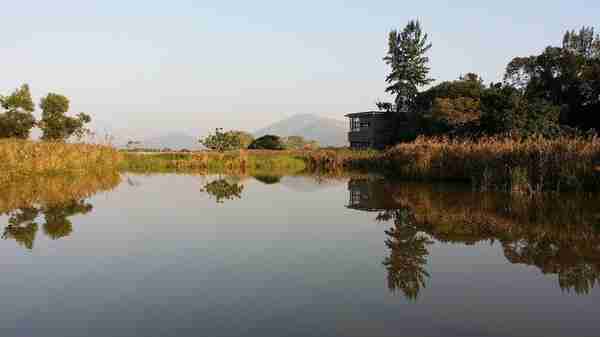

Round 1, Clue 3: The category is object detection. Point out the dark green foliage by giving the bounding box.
[417,74,485,135]
[200,128,243,152]
[504,27,600,131]
[252,174,282,184]
[39,93,91,141]
[248,135,285,150]
[0,84,36,139]
[480,84,561,137]
[201,179,244,203]
[383,20,434,111]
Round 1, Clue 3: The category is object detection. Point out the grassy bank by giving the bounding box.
[0,140,122,183]
[305,136,600,192]
[120,150,307,175]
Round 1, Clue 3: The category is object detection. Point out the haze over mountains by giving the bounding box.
[92,113,348,149]
[253,114,347,147]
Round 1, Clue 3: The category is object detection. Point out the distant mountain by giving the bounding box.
[254,114,347,147]
[140,132,200,150]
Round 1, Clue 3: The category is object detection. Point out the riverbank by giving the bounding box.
[0,140,122,184]
[119,150,307,175]
[305,136,600,193]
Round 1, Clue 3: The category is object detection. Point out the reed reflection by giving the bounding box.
[1,173,120,249]
[347,178,600,298]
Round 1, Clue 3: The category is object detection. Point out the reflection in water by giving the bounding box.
[348,178,600,298]
[378,209,433,300]
[1,173,120,249]
[201,178,244,203]
[252,174,282,185]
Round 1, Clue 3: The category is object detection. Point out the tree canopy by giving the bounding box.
[248,135,285,150]
[383,20,434,114]
[0,84,36,139]
[39,93,91,141]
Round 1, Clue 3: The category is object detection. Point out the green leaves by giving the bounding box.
[39,93,91,141]
[384,20,434,110]
[200,128,243,152]
[0,84,37,139]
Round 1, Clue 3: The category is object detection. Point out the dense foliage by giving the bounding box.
[0,85,92,141]
[248,135,285,150]
[0,85,36,139]
[382,23,599,140]
[39,93,91,141]
[200,128,243,152]
[383,20,434,113]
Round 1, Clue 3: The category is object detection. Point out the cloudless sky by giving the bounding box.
[1,0,598,139]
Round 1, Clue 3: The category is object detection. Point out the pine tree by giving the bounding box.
[383,20,434,114]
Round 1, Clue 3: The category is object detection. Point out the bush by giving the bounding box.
[248,135,285,150]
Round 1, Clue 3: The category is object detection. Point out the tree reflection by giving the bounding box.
[347,178,600,297]
[201,179,244,203]
[2,207,40,249]
[378,208,433,300]
[252,174,282,185]
[2,199,94,249]
[43,200,93,240]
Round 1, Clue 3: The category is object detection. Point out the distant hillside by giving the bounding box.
[254,114,347,147]
[139,132,200,150]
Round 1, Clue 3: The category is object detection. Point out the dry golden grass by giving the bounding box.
[0,139,122,183]
[306,136,600,192]
[383,136,600,192]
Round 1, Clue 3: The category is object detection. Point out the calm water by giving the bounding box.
[1,174,599,337]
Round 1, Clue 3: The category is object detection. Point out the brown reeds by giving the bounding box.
[306,136,600,192]
[0,139,122,184]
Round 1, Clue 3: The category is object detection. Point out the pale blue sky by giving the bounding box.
[1,0,598,138]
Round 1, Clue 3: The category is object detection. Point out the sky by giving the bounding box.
[1,0,599,140]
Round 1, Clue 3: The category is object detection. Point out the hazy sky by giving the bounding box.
[1,0,598,138]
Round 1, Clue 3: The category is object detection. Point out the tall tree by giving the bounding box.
[0,84,37,139]
[383,20,434,116]
[504,27,600,130]
[39,93,91,141]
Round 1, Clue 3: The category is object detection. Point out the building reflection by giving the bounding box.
[347,178,600,298]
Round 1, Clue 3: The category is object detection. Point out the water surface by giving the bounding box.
[1,174,599,337]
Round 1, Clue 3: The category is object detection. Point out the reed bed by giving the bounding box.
[0,139,122,184]
[120,150,307,175]
[306,136,600,192]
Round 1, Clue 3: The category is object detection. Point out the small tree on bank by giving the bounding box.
[200,128,242,152]
[0,84,36,139]
[39,93,91,141]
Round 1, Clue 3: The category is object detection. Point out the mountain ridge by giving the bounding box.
[254,114,347,147]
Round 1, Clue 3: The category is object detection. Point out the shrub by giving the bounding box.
[248,135,285,150]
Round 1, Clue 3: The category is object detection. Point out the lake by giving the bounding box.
[1,173,599,337]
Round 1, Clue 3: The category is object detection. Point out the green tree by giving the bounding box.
[248,135,286,150]
[416,73,485,134]
[200,128,242,152]
[383,20,434,115]
[504,27,600,131]
[0,84,37,139]
[39,93,91,141]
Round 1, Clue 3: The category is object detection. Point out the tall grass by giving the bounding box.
[306,136,600,192]
[0,139,122,183]
[120,150,306,175]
